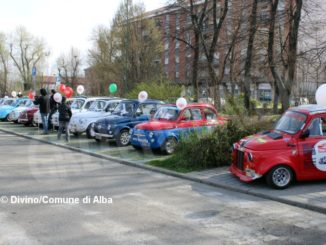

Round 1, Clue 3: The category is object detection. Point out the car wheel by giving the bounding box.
[23,123,30,127]
[117,130,130,147]
[86,125,95,139]
[162,137,177,155]
[266,165,294,189]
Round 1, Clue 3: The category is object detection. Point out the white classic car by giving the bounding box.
[69,98,121,138]
[8,99,34,123]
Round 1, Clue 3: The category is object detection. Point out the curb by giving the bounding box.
[1,127,325,215]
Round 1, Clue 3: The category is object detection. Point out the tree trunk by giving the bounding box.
[244,0,258,112]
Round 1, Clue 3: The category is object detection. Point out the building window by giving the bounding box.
[176,63,180,78]
[165,50,169,65]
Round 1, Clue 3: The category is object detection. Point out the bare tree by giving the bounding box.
[0,32,9,96]
[9,26,46,91]
[57,47,82,89]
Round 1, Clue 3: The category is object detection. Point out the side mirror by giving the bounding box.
[300,129,310,139]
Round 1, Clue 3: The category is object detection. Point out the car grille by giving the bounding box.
[235,149,244,171]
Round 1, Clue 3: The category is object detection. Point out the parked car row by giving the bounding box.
[1,95,326,189]
[0,96,225,154]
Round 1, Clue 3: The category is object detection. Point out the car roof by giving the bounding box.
[160,103,216,110]
[120,99,164,104]
[290,104,326,114]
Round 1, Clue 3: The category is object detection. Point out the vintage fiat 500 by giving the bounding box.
[8,99,34,123]
[230,104,326,189]
[93,99,164,146]
[131,103,226,154]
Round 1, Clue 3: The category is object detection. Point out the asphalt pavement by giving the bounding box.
[0,131,326,244]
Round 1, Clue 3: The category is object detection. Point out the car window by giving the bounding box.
[182,109,192,121]
[204,108,217,120]
[106,102,119,111]
[323,118,326,136]
[138,103,157,116]
[308,117,326,137]
[84,101,93,110]
[191,108,202,120]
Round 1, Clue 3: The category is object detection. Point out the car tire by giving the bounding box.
[266,165,294,189]
[117,129,130,147]
[161,137,177,155]
[23,123,30,127]
[86,125,94,139]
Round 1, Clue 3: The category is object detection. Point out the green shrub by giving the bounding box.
[149,118,274,172]
[124,80,182,103]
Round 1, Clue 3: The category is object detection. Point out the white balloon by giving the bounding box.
[138,91,148,102]
[53,92,62,103]
[77,85,85,95]
[176,97,187,110]
[11,91,17,98]
[316,84,326,106]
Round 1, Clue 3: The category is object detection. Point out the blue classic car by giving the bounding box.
[130,104,227,154]
[92,99,164,146]
[0,98,31,121]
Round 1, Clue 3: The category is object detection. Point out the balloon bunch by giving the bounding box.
[59,84,74,98]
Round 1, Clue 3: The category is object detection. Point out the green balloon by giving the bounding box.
[109,83,117,94]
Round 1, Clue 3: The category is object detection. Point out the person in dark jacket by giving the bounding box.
[48,89,58,129]
[33,88,50,134]
[57,96,72,142]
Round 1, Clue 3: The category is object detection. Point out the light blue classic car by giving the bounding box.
[0,98,31,121]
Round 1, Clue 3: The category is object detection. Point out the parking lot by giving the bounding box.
[0,122,166,165]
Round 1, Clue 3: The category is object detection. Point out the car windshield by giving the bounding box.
[70,99,85,109]
[89,100,107,111]
[2,99,14,105]
[19,100,31,107]
[275,111,307,134]
[154,106,179,121]
[11,100,26,107]
[112,102,135,116]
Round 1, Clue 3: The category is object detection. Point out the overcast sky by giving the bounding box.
[0,0,166,72]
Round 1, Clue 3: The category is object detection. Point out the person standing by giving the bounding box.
[57,97,72,142]
[33,88,50,134]
[48,89,58,130]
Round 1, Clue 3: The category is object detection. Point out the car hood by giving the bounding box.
[73,111,107,119]
[97,115,132,125]
[240,131,294,151]
[136,120,176,130]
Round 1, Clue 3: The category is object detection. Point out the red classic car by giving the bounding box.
[131,103,227,154]
[230,104,326,189]
[18,106,39,126]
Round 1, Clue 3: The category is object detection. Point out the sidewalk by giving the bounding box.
[187,167,326,214]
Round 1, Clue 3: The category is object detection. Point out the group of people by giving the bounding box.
[33,88,72,142]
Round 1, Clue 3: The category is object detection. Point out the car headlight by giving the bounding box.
[247,152,254,162]
[107,124,111,130]
[149,132,154,138]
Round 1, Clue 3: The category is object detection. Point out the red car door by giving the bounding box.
[297,115,326,180]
